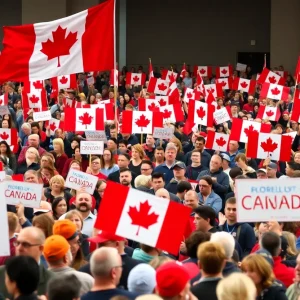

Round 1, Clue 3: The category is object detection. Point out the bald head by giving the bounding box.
[184,190,199,209]
[155,188,170,199]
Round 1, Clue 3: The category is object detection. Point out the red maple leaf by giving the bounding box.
[207,88,215,94]
[162,109,172,119]
[128,200,159,235]
[268,76,277,84]
[158,99,167,106]
[168,74,176,81]
[157,83,168,91]
[187,92,193,99]
[135,114,150,130]
[29,95,40,103]
[49,122,57,132]
[148,102,160,112]
[78,112,93,129]
[240,81,248,88]
[0,132,9,140]
[271,87,281,95]
[261,137,278,156]
[216,137,226,147]
[33,81,43,89]
[196,106,206,119]
[200,68,206,74]
[132,75,140,82]
[219,81,226,87]
[244,125,258,137]
[266,110,274,117]
[40,25,78,67]
[221,68,228,75]
[60,76,68,84]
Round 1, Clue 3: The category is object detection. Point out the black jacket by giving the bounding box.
[191,278,221,300]
[257,281,287,300]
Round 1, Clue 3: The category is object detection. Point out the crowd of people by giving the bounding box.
[0,63,299,300]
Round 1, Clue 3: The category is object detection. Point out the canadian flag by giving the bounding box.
[193,66,212,77]
[260,83,290,101]
[206,131,230,152]
[63,107,104,131]
[126,72,146,86]
[63,97,76,108]
[75,102,114,121]
[230,118,272,143]
[149,59,154,79]
[0,93,9,106]
[94,181,191,255]
[215,65,233,78]
[159,103,184,123]
[247,132,292,162]
[232,78,256,94]
[152,96,170,105]
[167,84,181,105]
[139,98,169,111]
[274,71,288,79]
[0,1,114,81]
[257,68,286,86]
[122,111,163,134]
[46,118,64,135]
[183,88,202,103]
[295,56,300,80]
[180,63,186,78]
[109,69,119,86]
[188,100,215,127]
[216,77,232,90]
[161,70,178,83]
[51,74,77,91]
[147,77,170,95]
[0,128,18,153]
[22,89,48,109]
[290,90,300,122]
[23,80,44,93]
[196,71,205,94]
[256,106,281,122]
[204,84,223,99]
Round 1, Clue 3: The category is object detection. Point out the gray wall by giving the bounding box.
[126,0,271,69]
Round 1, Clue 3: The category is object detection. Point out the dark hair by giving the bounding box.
[5,256,40,295]
[30,121,40,129]
[151,172,165,181]
[229,167,243,179]
[141,160,153,169]
[0,140,13,157]
[110,124,116,130]
[119,153,130,161]
[261,232,281,257]
[118,139,128,146]
[108,137,118,145]
[185,231,211,258]
[155,146,164,152]
[194,206,216,226]
[119,167,131,174]
[287,161,300,171]
[196,136,205,144]
[47,273,81,300]
[52,197,68,220]
[199,175,213,185]
[226,197,236,205]
[177,181,192,193]
[100,148,115,169]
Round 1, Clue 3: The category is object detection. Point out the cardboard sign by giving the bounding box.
[80,141,104,155]
[65,169,98,195]
[153,127,174,140]
[213,107,231,125]
[236,178,300,222]
[236,63,247,72]
[85,131,107,142]
[0,171,6,183]
[0,106,10,116]
[0,181,43,208]
[0,184,9,255]
[33,110,51,121]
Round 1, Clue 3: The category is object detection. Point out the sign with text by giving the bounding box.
[236,178,300,222]
[0,106,10,116]
[80,141,104,155]
[153,127,174,140]
[213,107,231,125]
[0,171,6,183]
[0,181,43,208]
[65,169,98,195]
[85,131,107,142]
[236,63,247,72]
[33,110,51,121]
[0,184,10,256]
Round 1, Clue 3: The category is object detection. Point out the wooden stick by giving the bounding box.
[141,133,143,145]
[89,154,92,167]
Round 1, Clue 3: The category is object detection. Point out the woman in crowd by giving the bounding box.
[52,196,69,220]
[0,141,17,173]
[62,146,88,177]
[100,148,119,176]
[235,153,257,178]
[38,165,56,187]
[170,137,185,161]
[44,175,72,203]
[51,138,68,174]
[129,144,145,176]
[16,147,40,174]
[32,214,54,238]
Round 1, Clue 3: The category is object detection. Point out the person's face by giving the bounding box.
[0,144,7,154]
[235,159,245,168]
[191,152,201,164]
[31,126,39,134]
[222,159,229,170]
[41,168,52,180]
[71,140,79,149]
[295,254,300,281]
[210,156,222,172]
[184,192,198,209]
[107,140,116,150]
[266,167,276,178]
[118,143,127,153]
[2,120,9,128]
[56,199,67,217]
[244,267,262,285]
[110,129,117,138]
[68,235,80,258]
[131,148,140,159]
[98,182,107,198]
[199,179,211,196]
[294,153,300,163]
[40,157,50,167]
[165,149,176,162]
[74,148,81,157]
[155,150,164,161]
[53,143,61,152]
[141,163,152,175]
[156,190,169,199]
[55,129,64,139]
[51,180,62,191]
[283,114,289,121]
[257,171,268,179]
[28,136,39,148]
[76,193,92,212]
[231,105,238,114]
[146,135,155,145]
[91,159,101,171]
[69,215,83,232]
[225,203,237,222]
[195,140,204,151]
[229,141,238,152]
[248,97,254,103]
[103,150,111,161]
[285,164,293,177]
[152,178,165,192]
[173,167,185,178]
[120,171,132,186]
[194,214,209,231]
[16,101,22,109]
[117,155,129,168]
[124,94,130,101]
[24,173,39,183]
[70,163,80,171]
[25,148,37,160]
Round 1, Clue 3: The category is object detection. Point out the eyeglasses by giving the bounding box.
[14,241,41,248]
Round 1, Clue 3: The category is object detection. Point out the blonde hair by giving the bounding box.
[65,210,84,230]
[132,144,145,159]
[134,175,151,188]
[216,273,256,300]
[49,175,65,191]
[26,147,40,163]
[170,136,183,153]
[7,212,18,234]
[282,231,298,256]
[53,138,65,153]
[149,256,173,270]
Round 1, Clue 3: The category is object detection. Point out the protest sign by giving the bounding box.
[0,181,43,208]
[0,188,9,256]
[65,169,98,195]
[153,127,174,140]
[80,141,104,155]
[33,110,51,121]
[213,107,231,125]
[236,63,247,72]
[0,171,6,183]
[235,178,300,222]
[0,106,10,115]
[85,131,107,142]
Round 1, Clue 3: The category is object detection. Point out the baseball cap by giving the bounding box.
[43,235,70,262]
[267,162,277,170]
[173,161,186,170]
[88,231,125,244]
[221,153,230,162]
[156,262,190,298]
[53,219,78,241]
[33,201,52,215]
[256,168,267,174]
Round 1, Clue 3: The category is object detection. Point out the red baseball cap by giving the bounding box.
[88,231,126,244]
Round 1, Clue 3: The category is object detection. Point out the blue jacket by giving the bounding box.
[198,191,222,213]
[154,162,176,185]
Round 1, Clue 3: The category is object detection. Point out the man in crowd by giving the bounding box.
[185,149,208,180]
[194,206,218,233]
[165,161,187,194]
[142,134,156,161]
[119,168,133,187]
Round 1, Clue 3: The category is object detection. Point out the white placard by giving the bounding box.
[33,110,51,121]
[65,169,98,195]
[0,171,6,183]
[0,183,10,255]
[0,106,10,115]
[236,178,300,222]
[236,63,247,72]
[0,181,43,208]
[213,107,231,125]
[85,131,107,142]
[153,127,174,140]
[80,141,104,155]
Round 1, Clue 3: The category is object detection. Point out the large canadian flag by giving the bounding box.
[51,74,77,91]
[161,70,178,83]
[206,131,230,152]
[94,182,191,255]
[230,118,272,143]
[256,106,281,122]
[193,66,212,77]
[0,128,18,153]
[257,68,285,86]
[125,72,146,86]
[215,65,233,78]
[188,100,215,127]
[0,0,114,81]
[147,78,170,95]
[260,83,290,101]
[232,78,256,94]
[247,132,292,162]
[122,111,163,134]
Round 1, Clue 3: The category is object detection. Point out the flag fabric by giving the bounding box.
[295,56,300,81]
[75,102,114,121]
[94,181,192,255]
[122,111,163,134]
[274,71,288,79]
[63,107,104,131]
[161,70,178,83]
[0,128,18,153]
[196,71,205,94]
[63,97,76,108]
[188,100,215,127]
[46,118,64,135]
[216,77,232,90]
[126,72,146,86]
[247,132,292,162]
[149,59,154,79]
[183,88,202,103]
[22,89,48,109]
[230,118,272,143]
[232,78,256,94]
[290,90,300,122]
[204,84,223,99]
[51,74,77,91]
[139,98,169,111]
[215,65,233,78]
[206,131,230,152]
[23,80,44,93]
[180,63,186,78]
[147,77,170,95]
[193,66,212,77]
[0,0,114,81]
[256,106,281,122]
[260,83,290,101]
[257,68,286,86]
[109,69,119,86]
[0,93,9,106]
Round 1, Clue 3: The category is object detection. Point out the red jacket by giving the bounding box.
[273,256,295,288]
[0,237,16,266]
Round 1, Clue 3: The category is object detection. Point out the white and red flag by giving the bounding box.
[75,102,114,121]
[122,111,163,134]
[63,107,104,131]
[0,128,18,153]
[195,71,205,94]
[51,74,77,91]
[275,71,288,79]
[206,131,230,152]
[256,106,281,122]
[215,65,233,78]
[188,100,215,127]
[216,77,232,90]
[183,88,202,103]
[193,66,212,77]
[0,93,9,106]
[295,56,300,81]
[63,97,76,109]
[290,90,300,122]
[204,84,223,99]
[161,70,178,83]
[257,68,285,86]
[232,78,256,94]
[22,89,48,109]
[230,118,272,143]
[147,77,170,95]
[126,72,146,86]
[260,83,290,101]
[149,59,154,79]
[180,63,186,78]
[0,0,114,81]
[45,118,64,135]
[247,132,292,162]
[23,80,44,93]
[139,98,169,112]
[94,181,192,255]
[109,69,119,86]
